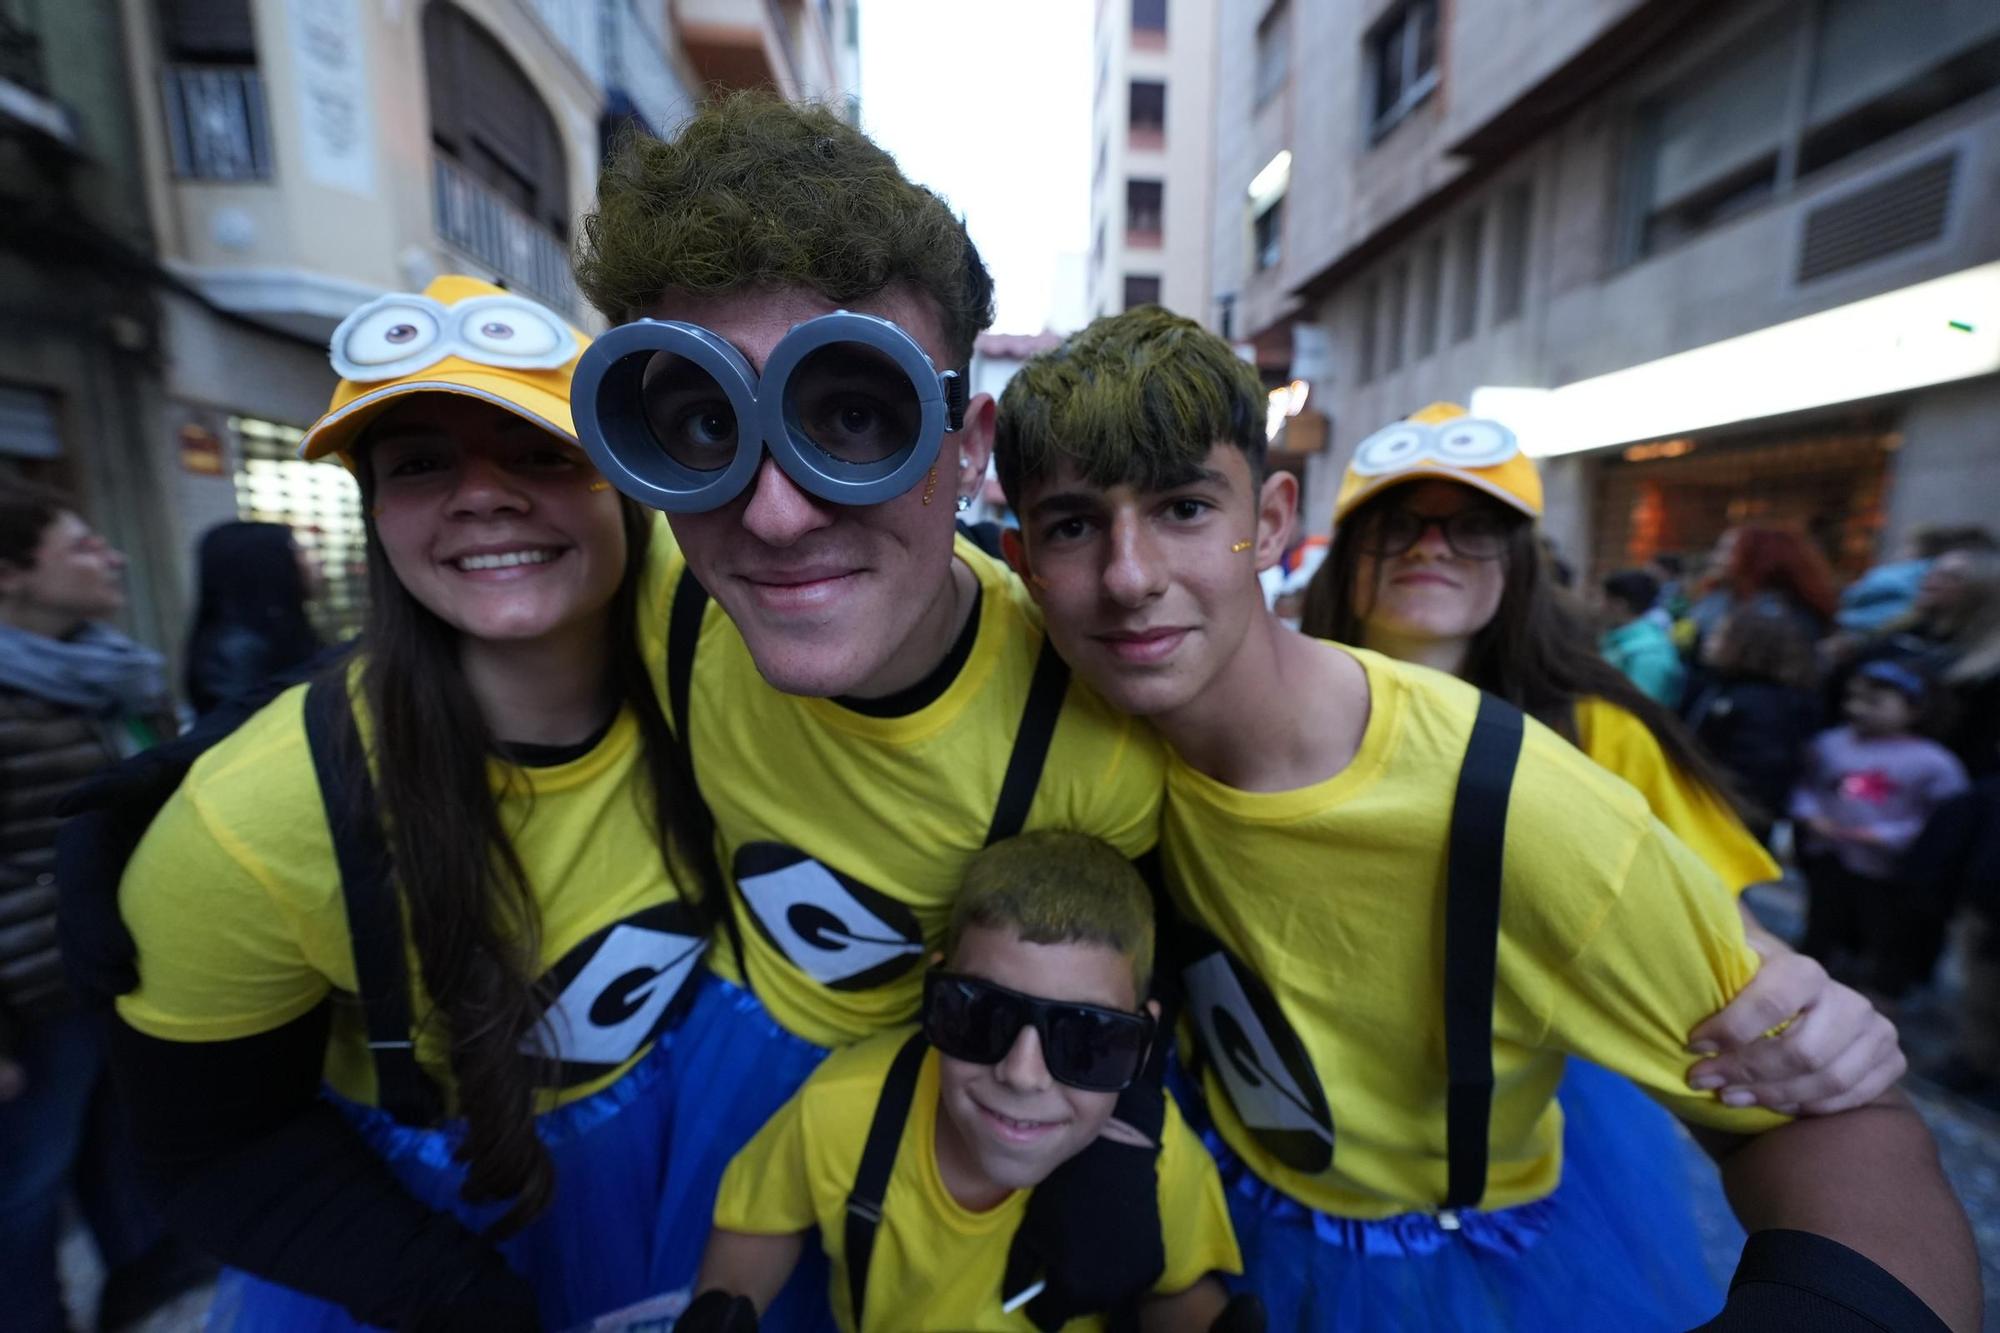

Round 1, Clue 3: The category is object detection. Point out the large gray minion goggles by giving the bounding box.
[571,310,968,512]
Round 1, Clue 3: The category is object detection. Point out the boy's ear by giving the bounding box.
[1254,468,1299,573]
[953,394,997,499]
[1000,526,1036,596]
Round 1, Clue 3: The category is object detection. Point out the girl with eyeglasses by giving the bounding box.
[1297,403,1904,1316]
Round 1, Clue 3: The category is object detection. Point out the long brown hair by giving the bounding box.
[1300,489,1746,814]
[336,464,720,1238]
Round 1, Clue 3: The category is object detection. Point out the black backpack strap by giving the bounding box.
[667,566,750,982]
[845,1030,929,1330]
[1440,692,1525,1217]
[984,635,1070,846]
[301,675,442,1127]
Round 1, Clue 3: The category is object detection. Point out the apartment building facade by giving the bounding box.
[1087,0,1219,321]
[4,0,848,667]
[1,0,185,653]
[1216,0,2000,580]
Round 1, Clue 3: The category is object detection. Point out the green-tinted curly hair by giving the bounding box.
[575,94,995,366]
[945,830,1154,998]
[994,305,1266,509]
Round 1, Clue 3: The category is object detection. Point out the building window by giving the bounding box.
[1623,15,1790,258]
[1125,178,1164,246]
[1451,209,1483,343]
[1254,2,1290,109]
[1494,183,1531,324]
[1622,2,2000,259]
[1414,235,1443,358]
[1801,0,2000,174]
[1124,274,1162,310]
[1383,261,1408,374]
[424,2,568,239]
[1129,79,1166,148]
[1357,281,1379,383]
[158,0,270,181]
[1368,0,1439,140]
[1132,0,1166,45]
[1253,196,1284,273]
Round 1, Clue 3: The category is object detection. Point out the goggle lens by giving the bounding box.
[640,352,741,472]
[922,972,1151,1093]
[786,341,924,466]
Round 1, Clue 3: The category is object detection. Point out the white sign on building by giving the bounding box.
[288,0,376,197]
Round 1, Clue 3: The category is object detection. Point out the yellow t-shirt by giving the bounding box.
[117,678,705,1110]
[1162,647,1787,1221]
[714,1028,1241,1332]
[1574,696,1780,893]
[639,527,1164,1049]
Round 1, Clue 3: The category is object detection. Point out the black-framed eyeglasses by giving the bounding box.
[921,971,1154,1093]
[1360,504,1514,560]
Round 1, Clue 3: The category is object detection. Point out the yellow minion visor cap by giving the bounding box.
[1332,402,1543,525]
[298,274,590,464]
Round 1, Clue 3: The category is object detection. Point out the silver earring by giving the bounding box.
[956,494,972,513]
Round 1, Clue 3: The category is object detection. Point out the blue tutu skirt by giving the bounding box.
[643,972,837,1332]
[1218,1059,1730,1331]
[208,973,843,1332]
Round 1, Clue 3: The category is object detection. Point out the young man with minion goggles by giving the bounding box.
[567,97,1174,1332]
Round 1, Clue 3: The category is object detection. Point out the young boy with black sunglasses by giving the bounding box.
[680,831,1250,1333]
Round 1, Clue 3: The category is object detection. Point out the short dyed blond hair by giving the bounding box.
[945,830,1154,997]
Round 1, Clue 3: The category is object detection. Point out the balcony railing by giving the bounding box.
[162,64,271,181]
[431,151,575,314]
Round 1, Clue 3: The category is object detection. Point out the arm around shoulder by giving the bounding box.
[1692,1091,1980,1332]
[1553,826,1978,1327]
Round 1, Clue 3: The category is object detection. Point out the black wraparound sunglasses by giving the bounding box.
[921,971,1154,1093]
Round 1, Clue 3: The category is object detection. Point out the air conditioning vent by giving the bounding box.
[1796,153,1956,284]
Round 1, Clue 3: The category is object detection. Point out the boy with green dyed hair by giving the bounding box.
[989,306,1979,1331]
[684,830,1253,1333]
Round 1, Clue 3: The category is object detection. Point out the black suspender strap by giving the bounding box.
[301,676,442,1127]
[983,636,1070,847]
[666,567,749,982]
[666,566,709,747]
[1440,692,1525,1216]
[845,1030,929,1330]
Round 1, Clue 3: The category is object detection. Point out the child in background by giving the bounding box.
[684,831,1250,1333]
[1686,598,1824,844]
[1793,660,1970,996]
[1598,569,1685,708]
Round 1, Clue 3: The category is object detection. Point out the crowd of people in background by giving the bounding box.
[1591,522,2000,1105]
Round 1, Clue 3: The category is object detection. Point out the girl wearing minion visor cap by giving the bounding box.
[1290,403,1908,1326]
[104,276,729,1333]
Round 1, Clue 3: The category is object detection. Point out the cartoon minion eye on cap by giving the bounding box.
[570,311,969,513]
[1333,402,1544,524]
[299,275,588,464]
